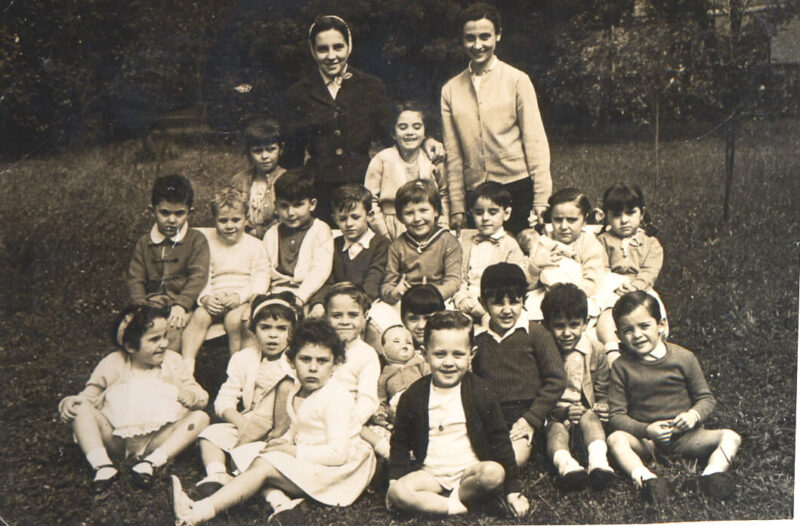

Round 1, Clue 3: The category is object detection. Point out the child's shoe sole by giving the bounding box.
[643,477,672,504]
[557,469,589,492]
[588,467,616,490]
[700,472,736,499]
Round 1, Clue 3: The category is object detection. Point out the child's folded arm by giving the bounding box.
[174,233,210,310]
[629,237,663,291]
[608,367,650,438]
[577,234,604,296]
[522,325,567,430]
[295,225,333,304]
[380,244,403,304]
[363,235,390,302]
[244,242,270,303]
[435,235,463,300]
[213,354,248,418]
[127,238,149,304]
[684,350,717,421]
[590,345,612,404]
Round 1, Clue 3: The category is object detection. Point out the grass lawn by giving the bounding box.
[0,119,797,524]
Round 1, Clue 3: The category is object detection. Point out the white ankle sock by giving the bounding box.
[86,447,112,470]
[206,461,227,477]
[631,466,656,487]
[263,488,291,509]
[144,448,168,468]
[447,486,467,515]
[553,449,583,476]
[587,440,612,471]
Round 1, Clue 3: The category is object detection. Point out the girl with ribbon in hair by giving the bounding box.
[57,304,209,493]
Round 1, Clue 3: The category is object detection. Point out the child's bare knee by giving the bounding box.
[387,480,411,509]
[479,461,505,490]
[722,429,741,447]
[607,430,629,450]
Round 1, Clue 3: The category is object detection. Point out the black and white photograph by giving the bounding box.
[1,0,798,524]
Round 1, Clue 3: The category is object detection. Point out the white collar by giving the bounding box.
[644,341,667,361]
[490,227,505,240]
[476,314,528,343]
[342,228,374,252]
[469,56,498,76]
[572,334,592,356]
[149,222,188,244]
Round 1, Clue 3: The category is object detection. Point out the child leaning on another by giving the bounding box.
[594,182,666,365]
[127,174,210,351]
[607,292,741,503]
[401,284,446,351]
[307,184,389,318]
[171,319,376,525]
[453,181,526,325]
[231,120,287,239]
[365,100,449,240]
[193,293,298,498]
[541,283,614,492]
[58,305,209,493]
[472,263,566,466]
[263,169,334,314]
[387,311,530,519]
[181,187,269,374]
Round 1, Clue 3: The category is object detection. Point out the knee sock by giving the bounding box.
[447,484,467,515]
[206,461,227,477]
[553,449,583,476]
[631,466,656,487]
[587,440,613,471]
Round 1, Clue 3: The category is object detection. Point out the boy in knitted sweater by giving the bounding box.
[607,292,741,502]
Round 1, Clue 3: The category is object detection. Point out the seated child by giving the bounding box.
[472,263,566,466]
[58,305,209,492]
[541,283,614,491]
[607,292,741,503]
[518,188,604,320]
[231,119,287,239]
[127,174,210,350]
[387,311,530,518]
[594,182,666,365]
[365,100,449,240]
[181,187,269,373]
[373,179,462,330]
[308,184,390,317]
[263,169,334,313]
[193,293,298,497]
[401,284,446,350]
[453,182,526,325]
[171,318,376,525]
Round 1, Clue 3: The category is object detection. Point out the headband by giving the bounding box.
[252,298,296,321]
[308,15,353,53]
[116,312,135,347]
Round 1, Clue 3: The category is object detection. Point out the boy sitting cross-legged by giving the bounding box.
[387,311,530,519]
[472,262,566,466]
[607,291,741,503]
[541,283,614,491]
[263,169,334,314]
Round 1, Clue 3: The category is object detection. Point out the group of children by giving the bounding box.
[58,109,741,524]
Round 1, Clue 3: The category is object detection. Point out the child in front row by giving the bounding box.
[127,174,210,351]
[365,100,449,240]
[472,263,566,466]
[594,182,666,365]
[171,319,376,525]
[453,181,526,325]
[541,283,614,491]
[181,187,269,374]
[193,293,298,497]
[401,284,446,350]
[387,311,530,518]
[263,170,334,313]
[607,292,741,503]
[59,305,209,492]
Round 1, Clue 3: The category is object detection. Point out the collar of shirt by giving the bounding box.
[644,341,667,361]
[149,222,188,245]
[572,334,592,356]
[468,55,498,77]
[619,229,645,256]
[342,228,375,259]
[476,314,528,343]
[279,219,314,236]
[319,64,351,99]
[472,228,505,245]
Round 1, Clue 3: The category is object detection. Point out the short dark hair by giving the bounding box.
[113,304,169,351]
[286,318,347,364]
[324,282,370,315]
[546,188,593,219]
[541,283,588,325]
[394,178,441,217]
[480,262,527,303]
[458,3,502,35]
[332,184,372,215]
[612,291,662,326]
[210,186,247,218]
[244,119,283,151]
[469,181,512,210]
[275,169,315,203]
[401,284,445,318]
[423,310,474,348]
[249,291,300,332]
[392,100,429,133]
[151,174,193,208]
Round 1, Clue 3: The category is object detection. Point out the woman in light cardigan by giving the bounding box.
[441,3,551,235]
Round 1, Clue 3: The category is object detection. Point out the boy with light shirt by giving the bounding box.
[473,263,566,466]
[128,174,209,351]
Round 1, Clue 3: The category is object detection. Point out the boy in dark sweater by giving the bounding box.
[607,291,741,502]
[473,263,566,466]
[387,311,530,518]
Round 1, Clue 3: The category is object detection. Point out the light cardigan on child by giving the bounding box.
[597,228,663,291]
[213,347,294,419]
[263,218,334,304]
[526,230,604,296]
[553,334,610,418]
[441,59,551,215]
[198,229,269,304]
[380,228,463,303]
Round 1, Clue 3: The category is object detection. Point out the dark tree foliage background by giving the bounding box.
[1,0,798,155]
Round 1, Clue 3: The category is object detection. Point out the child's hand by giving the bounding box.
[568,403,586,425]
[450,213,466,231]
[531,243,561,269]
[423,137,445,164]
[671,410,700,432]
[261,437,296,456]
[176,386,196,407]
[168,304,187,328]
[506,492,531,518]
[479,312,492,328]
[202,295,225,316]
[509,417,535,444]
[391,274,411,301]
[615,280,636,294]
[58,396,81,423]
[592,402,610,422]
[222,292,241,309]
[646,420,674,443]
[308,303,326,319]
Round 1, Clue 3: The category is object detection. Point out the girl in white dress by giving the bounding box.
[171,318,376,525]
[58,304,209,492]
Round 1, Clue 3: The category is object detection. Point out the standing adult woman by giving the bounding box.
[441,3,552,234]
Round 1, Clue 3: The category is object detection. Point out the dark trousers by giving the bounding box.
[466,177,533,235]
